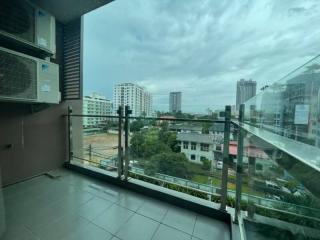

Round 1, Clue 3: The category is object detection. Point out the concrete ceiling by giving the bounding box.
[30,0,113,23]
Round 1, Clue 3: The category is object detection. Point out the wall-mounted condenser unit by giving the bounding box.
[0,47,60,104]
[0,0,56,54]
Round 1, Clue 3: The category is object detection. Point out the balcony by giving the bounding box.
[1,1,320,238]
[0,168,234,240]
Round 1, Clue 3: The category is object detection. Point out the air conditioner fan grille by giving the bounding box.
[0,50,37,100]
[0,0,35,43]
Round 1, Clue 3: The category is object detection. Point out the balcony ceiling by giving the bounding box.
[29,0,113,23]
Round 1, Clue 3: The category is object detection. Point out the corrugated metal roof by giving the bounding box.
[177,133,215,144]
[169,124,202,131]
[209,122,225,132]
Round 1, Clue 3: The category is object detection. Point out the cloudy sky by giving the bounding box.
[83,0,320,113]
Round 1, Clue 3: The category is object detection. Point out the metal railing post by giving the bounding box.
[89,144,92,161]
[250,104,256,126]
[117,106,123,178]
[235,104,245,220]
[220,105,231,211]
[124,105,132,180]
[67,106,73,163]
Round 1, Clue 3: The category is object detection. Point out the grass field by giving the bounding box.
[191,173,264,196]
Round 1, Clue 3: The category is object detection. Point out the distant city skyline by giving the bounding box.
[169,92,182,113]
[236,79,257,110]
[84,0,320,113]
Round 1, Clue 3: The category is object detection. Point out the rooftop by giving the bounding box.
[209,123,225,132]
[177,133,215,144]
[169,124,202,132]
[223,141,269,159]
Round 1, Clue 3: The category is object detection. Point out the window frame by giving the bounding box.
[201,143,209,152]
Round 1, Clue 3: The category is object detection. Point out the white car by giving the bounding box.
[216,161,223,170]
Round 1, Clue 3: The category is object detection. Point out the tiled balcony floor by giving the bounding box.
[0,169,230,240]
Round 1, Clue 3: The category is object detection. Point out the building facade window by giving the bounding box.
[191,142,196,150]
[201,143,209,152]
[183,141,189,149]
[190,154,196,160]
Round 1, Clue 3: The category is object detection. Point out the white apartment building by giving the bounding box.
[113,83,152,117]
[177,133,222,164]
[83,93,112,127]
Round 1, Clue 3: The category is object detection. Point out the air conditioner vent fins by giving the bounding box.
[0,50,37,100]
[0,0,35,42]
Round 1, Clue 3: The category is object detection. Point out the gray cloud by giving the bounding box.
[84,0,320,113]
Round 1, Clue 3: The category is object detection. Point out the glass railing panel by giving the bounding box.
[243,55,320,149]
[126,117,233,205]
[240,129,320,240]
[70,115,121,175]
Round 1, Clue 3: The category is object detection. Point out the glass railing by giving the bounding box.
[239,132,320,239]
[243,54,320,151]
[68,110,236,209]
[238,55,320,240]
[67,97,320,240]
[127,117,230,204]
[69,114,121,176]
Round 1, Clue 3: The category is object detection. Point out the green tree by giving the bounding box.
[130,120,144,132]
[130,132,145,157]
[145,152,189,178]
[159,130,179,152]
[202,122,211,134]
[200,157,211,170]
[130,129,171,158]
[159,121,169,131]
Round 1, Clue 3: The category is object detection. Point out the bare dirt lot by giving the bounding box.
[83,133,119,162]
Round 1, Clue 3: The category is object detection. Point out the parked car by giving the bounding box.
[216,161,223,170]
[265,180,281,190]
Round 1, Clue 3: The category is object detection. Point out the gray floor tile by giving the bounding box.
[162,207,196,235]
[117,193,145,211]
[23,201,70,230]
[77,197,113,221]
[5,183,78,219]
[61,221,113,240]
[193,215,229,240]
[137,199,169,222]
[84,184,123,203]
[22,191,92,231]
[116,214,159,240]
[32,214,89,240]
[152,224,192,240]
[93,204,134,234]
[54,190,94,211]
[2,169,231,240]
[0,225,40,240]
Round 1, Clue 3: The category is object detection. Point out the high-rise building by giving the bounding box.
[113,83,152,117]
[83,93,112,127]
[236,79,257,110]
[169,92,182,112]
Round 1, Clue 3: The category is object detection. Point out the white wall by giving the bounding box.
[180,141,215,164]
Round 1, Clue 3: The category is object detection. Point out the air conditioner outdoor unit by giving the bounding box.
[0,47,60,104]
[0,0,56,54]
